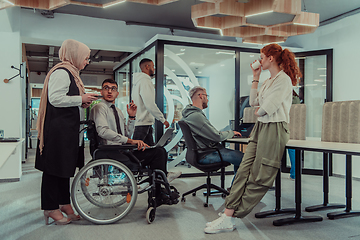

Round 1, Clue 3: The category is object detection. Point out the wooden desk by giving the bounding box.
[226,138,360,225]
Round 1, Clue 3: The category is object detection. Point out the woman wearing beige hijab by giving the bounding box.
[35,39,97,225]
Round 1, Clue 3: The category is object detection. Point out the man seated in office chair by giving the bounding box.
[181,86,244,188]
[90,79,181,191]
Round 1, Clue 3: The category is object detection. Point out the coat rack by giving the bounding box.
[4,64,23,83]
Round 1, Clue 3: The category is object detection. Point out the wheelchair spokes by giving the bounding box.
[71,159,138,224]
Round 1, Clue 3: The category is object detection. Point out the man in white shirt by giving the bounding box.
[132,58,170,146]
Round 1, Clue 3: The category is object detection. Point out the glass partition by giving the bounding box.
[239,52,269,118]
[115,63,131,114]
[302,55,327,170]
[113,37,333,177]
[163,45,237,173]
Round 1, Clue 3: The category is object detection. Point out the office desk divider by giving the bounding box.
[306,100,360,219]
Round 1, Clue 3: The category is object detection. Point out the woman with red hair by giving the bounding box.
[204,44,301,234]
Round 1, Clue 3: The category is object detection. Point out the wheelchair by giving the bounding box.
[71,120,180,224]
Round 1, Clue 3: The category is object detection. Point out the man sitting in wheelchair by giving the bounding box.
[90,79,181,207]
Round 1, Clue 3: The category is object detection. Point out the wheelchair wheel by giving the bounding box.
[71,159,138,224]
[146,207,156,224]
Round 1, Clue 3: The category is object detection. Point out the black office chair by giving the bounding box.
[178,120,230,207]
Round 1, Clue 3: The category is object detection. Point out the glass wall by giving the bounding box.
[302,55,327,170]
[163,45,237,172]
[115,63,131,114]
[113,38,333,177]
[239,52,268,118]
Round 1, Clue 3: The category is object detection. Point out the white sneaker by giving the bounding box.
[206,212,225,227]
[167,171,182,183]
[204,214,235,234]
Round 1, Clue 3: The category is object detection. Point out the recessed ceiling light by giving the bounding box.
[317,68,326,70]
[320,75,326,77]
[250,55,254,57]
[294,23,318,27]
[246,10,273,18]
[216,51,234,55]
[180,49,185,52]
[171,69,176,72]
[103,0,126,8]
[198,71,202,74]
[220,64,225,67]
[176,52,185,56]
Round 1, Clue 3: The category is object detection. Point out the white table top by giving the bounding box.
[0,139,25,169]
[226,138,360,156]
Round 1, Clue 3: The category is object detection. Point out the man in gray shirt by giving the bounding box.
[181,86,243,187]
[90,79,180,183]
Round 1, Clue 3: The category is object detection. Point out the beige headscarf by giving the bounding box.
[37,39,90,154]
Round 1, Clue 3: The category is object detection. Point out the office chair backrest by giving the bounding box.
[178,120,198,167]
[322,100,360,143]
[289,104,306,140]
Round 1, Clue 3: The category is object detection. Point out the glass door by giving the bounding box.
[286,50,333,174]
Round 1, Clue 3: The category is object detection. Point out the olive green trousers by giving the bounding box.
[224,121,289,218]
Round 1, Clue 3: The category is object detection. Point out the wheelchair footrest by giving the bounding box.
[157,186,180,206]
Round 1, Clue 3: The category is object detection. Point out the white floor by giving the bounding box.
[1,148,360,240]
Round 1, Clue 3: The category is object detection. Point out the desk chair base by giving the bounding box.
[327,210,360,220]
[273,215,323,226]
[203,190,226,197]
[181,172,229,207]
[255,208,296,218]
[305,203,345,212]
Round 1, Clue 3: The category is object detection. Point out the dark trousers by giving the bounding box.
[95,147,168,197]
[133,125,155,146]
[41,173,71,210]
[96,147,168,175]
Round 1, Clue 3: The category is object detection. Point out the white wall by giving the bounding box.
[288,13,360,177]
[0,9,23,139]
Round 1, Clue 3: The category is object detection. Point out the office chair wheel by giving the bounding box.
[181,197,186,202]
[221,193,227,198]
[146,207,156,224]
[71,159,138,224]
[204,203,208,207]
[192,192,196,196]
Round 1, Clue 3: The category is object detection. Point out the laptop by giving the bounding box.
[150,128,174,148]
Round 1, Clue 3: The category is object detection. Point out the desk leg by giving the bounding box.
[305,153,345,212]
[327,155,360,219]
[273,149,323,226]
[255,152,295,218]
